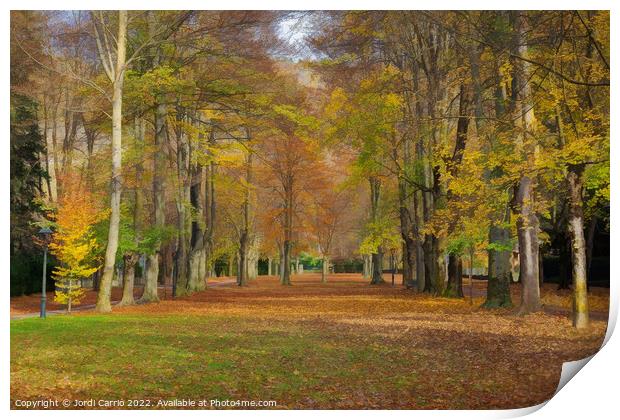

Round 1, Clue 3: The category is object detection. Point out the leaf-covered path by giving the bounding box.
[11,274,607,409]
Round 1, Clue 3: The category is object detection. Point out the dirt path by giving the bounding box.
[10,278,237,320]
[11,274,608,320]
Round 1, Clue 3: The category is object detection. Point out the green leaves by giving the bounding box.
[124,66,194,109]
[359,217,401,255]
[486,239,514,253]
[323,66,403,183]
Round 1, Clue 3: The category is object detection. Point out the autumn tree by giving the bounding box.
[529,11,609,326]
[49,175,104,312]
[91,10,128,312]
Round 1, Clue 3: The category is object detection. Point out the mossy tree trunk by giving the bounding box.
[370,248,385,285]
[482,223,513,308]
[568,164,589,329]
[119,253,138,306]
[141,254,160,303]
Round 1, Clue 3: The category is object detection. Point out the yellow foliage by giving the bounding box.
[49,174,105,309]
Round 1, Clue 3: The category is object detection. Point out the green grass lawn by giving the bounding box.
[11,313,426,409]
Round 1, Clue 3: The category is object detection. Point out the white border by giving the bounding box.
[3,2,618,419]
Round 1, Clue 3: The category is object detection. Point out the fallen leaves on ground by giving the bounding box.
[11,273,608,409]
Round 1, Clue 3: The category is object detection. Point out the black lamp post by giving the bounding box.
[38,227,52,319]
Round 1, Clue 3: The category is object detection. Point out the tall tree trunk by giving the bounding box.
[567,165,589,328]
[362,254,371,278]
[483,222,513,308]
[139,12,168,303]
[417,47,442,295]
[397,98,416,289]
[281,184,293,286]
[401,242,408,286]
[50,94,61,195]
[422,156,435,293]
[278,243,285,282]
[444,84,471,298]
[248,240,259,280]
[61,90,79,177]
[203,151,217,281]
[421,171,440,293]
[142,254,159,301]
[538,248,545,286]
[238,150,253,286]
[483,60,513,308]
[238,232,249,286]
[565,30,598,323]
[413,189,425,291]
[398,182,416,288]
[369,176,385,285]
[83,114,97,186]
[174,111,191,296]
[175,199,189,295]
[185,165,206,294]
[159,244,173,287]
[119,119,144,306]
[513,11,541,315]
[95,11,127,313]
[422,236,435,292]
[41,100,54,202]
[321,257,329,283]
[131,118,146,294]
[445,254,464,297]
[282,240,292,285]
[515,176,541,314]
[139,95,166,303]
[119,254,137,306]
[371,249,384,285]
